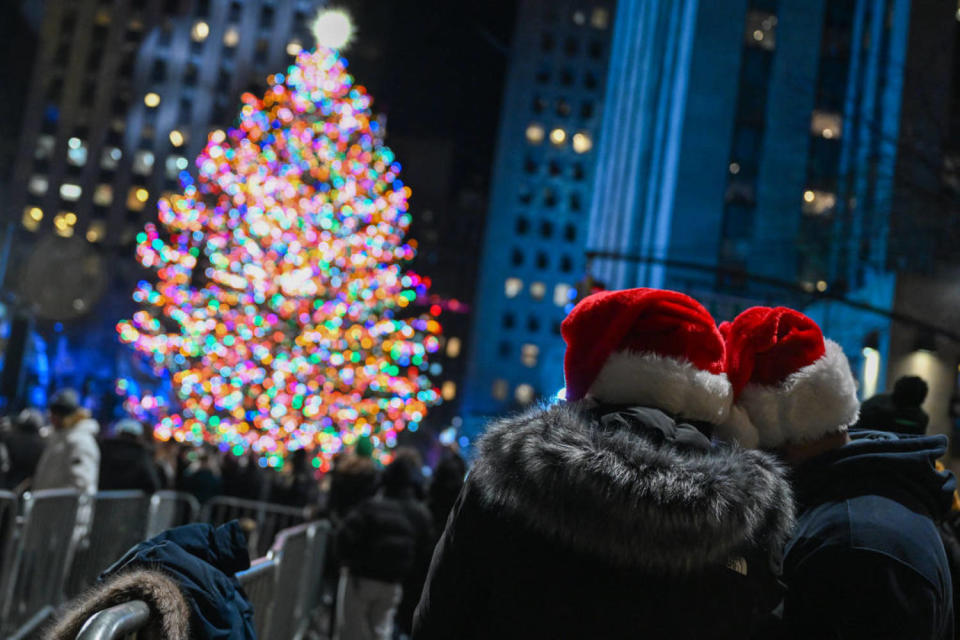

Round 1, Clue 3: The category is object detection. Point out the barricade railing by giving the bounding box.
[0,490,20,609]
[0,489,80,635]
[145,491,200,539]
[71,520,330,640]
[202,496,308,557]
[66,491,150,597]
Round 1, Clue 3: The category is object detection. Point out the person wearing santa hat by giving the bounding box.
[412,288,794,639]
[724,305,956,640]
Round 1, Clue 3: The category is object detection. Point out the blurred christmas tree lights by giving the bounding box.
[117,45,442,469]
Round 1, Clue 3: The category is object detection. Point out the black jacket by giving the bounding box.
[857,393,929,435]
[102,521,255,639]
[99,436,162,493]
[2,429,44,489]
[413,403,795,639]
[781,430,955,639]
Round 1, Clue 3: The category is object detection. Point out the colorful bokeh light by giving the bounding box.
[117,47,442,469]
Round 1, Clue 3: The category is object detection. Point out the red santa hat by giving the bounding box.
[724,306,859,448]
[560,288,733,425]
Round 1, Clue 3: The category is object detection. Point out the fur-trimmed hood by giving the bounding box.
[46,569,190,640]
[471,402,795,574]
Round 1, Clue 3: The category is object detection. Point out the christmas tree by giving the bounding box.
[117,45,442,469]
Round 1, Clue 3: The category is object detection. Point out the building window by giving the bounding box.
[515,217,529,234]
[572,132,592,153]
[511,248,524,266]
[580,101,595,119]
[93,184,112,206]
[166,156,188,179]
[591,7,610,29]
[524,157,538,174]
[518,188,533,205]
[28,175,48,196]
[538,221,552,239]
[573,10,586,25]
[569,193,582,211]
[543,188,557,207]
[810,110,843,139]
[515,384,535,405]
[536,252,548,269]
[525,123,545,144]
[127,186,149,211]
[133,150,154,175]
[441,381,457,401]
[554,283,573,306]
[101,147,122,170]
[59,183,82,201]
[169,129,186,147]
[548,160,562,176]
[521,344,539,367]
[67,138,87,166]
[587,40,604,59]
[22,206,43,231]
[505,277,523,298]
[492,379,509,401]
[555,99,571,117]
[564,223,576,242]
[802,189,836,216]
[445,337,461,358]
[563,37,578,56]
[498,341,511,357]
[86,220,106,243]
[144,92,161,108]
[541,32,555,52]
[572,163,585,181]
[34,135,55,160]
[503,313,516,329]
[560,69,574,85]
[532,95,546,113]
[745,10,777,51]
[584,71,598,89]
[255,38,269,60]
[527,315,541,332]
[223,26,239,47]
[53,211,77,237]
[287,39,303,56]
[530,281,546,300]
[560,255,573,272]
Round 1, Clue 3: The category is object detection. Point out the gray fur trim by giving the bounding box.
[45,569,189,640]
[471,402,795,574]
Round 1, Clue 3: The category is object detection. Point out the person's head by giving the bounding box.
[14,408,43,434]
[723,306,860,461]
[382,448,424,497]
[114,418,145,441]
[560,288,733,427]
[892,375,928,409]
[353,435,374,459]
[49,388,81,429]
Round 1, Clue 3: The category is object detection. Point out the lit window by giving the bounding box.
[191,21,209,42]
[816,280,828,292]
[492,379,509,401]
[144,92,161,108]
[549,128,567,146]
[28,175,48,196]
[573,11,586,25]
[802,189,836,215]
[93,184,113,206]
[53,211,76,237]
[169,129,185,147]
[525,123,545,144]
[446,337,461,358]
[441,381,457,401]
[127,186,149,211]
[67,138,87,166]
[591,7,610,29]
[521,344,539,367]
[223,27,239,47]
[133,150,155,175]
[572,132,592,153]
[101,147,122,170]
[22,206,42,231]
[729,162,741,175]
[86,220,105,243]
[811,110,842,139]
[745,11,777,50]
[165,156,187,179]
[60,183,82,201]
[530,282,546,300]
[34,135,55,159]
[515,384,535,404]
[553,283,572,306]
[505,277,523,298]
[286,39,302,56]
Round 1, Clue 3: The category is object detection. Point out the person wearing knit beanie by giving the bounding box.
[414,288,794,639]
[724,306,956,639]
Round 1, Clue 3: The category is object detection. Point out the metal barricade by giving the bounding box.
[66,491,150,597]
[145,490,200,539]
[0,490,20,607]
[237,557,277,640]
[0,489,80,634]
[74,600,150,640]
[201,496,307,557]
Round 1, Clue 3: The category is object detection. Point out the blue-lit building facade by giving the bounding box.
[460,0,616,438]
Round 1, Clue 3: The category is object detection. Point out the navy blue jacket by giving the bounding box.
[102,521,255,639]
[782,430,956,639]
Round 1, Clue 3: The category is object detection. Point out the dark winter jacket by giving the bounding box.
[99,436,162,493]
[104,521,254,639]
[389,487,437,635]
[781,430,955,640]
[337,493,433,585]
[413,402,795,639]
[2,429,44,489]
[328,454,379,520]
[857,392,929,435]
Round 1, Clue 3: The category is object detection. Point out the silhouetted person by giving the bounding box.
[858,375,930,435]
[1,409,45,490]
[181,447,222,504]
[427,450,466,534]
[271,448,319,507]
[99,419,161,493]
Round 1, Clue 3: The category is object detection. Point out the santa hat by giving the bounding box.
[724,306,859,448]
[560,288,733,425]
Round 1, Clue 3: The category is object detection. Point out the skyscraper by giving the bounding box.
[460,0,617,439]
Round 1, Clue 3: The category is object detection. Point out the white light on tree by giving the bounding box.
[311,9,354,49]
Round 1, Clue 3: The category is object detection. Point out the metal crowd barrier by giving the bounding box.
[202,495,308,557]
[74,520,331,640]
[145,491,200,539]
[0,489,80,635]
[66,491,151,597]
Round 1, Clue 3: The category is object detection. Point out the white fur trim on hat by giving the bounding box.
[714,404,760,449]
[587,351,733,425]
[739,340,860,448]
